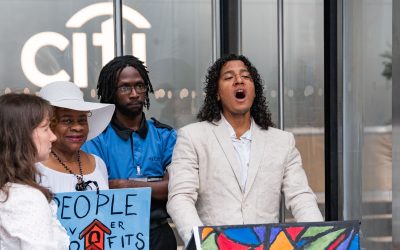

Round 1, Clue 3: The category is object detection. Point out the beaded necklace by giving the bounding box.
[51,150,85,190]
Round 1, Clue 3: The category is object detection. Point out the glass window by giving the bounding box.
[343,0,392,249]
[123,0,213,129]
[0,0,113,100]
[0,0,213,132]
[243,0,325,220]
[242,0,278,123]
[284,0,325,218]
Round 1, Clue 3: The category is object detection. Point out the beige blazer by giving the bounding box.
[167,118,323,245]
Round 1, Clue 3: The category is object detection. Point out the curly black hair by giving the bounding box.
[97,55,154,109]
[197,54,274,130]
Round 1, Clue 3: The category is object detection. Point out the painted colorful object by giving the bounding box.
[191,221,360,250]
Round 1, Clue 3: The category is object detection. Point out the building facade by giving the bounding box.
[0,0,394,248]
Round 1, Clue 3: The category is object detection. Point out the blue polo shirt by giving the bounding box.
[82,114,177,180]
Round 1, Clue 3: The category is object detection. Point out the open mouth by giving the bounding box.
[235,89,246,99]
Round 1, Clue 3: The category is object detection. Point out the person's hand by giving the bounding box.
[108,179,132,189]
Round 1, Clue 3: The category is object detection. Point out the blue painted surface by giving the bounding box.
[349,234,359,250]
[337,230,353,250]
[254,226,266,242]
[269,227,281,243]
[223,227,260,245]
[54,188,151,250]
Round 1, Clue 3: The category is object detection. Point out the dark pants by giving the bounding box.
[150,222,177,250]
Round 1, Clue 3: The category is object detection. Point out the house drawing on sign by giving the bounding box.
[80,219,112,250]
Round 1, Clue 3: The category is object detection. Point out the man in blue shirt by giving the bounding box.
[82,55,177,250]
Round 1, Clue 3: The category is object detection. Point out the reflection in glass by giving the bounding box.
[242,0,278,124]
[343,0,392,249]
[123,0,213,129]
[0,0,115,97]
[283,0,325,219]
[243,0,325,220]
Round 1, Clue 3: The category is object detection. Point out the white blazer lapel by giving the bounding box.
[212,120,243,189]
[244,124,268,197]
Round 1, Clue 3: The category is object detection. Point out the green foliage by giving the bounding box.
[381,50,392,81]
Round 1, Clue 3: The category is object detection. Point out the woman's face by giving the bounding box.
[32,114,57,162]
[51,108,90,154]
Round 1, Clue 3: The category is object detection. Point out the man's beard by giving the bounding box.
[115,101,144,118]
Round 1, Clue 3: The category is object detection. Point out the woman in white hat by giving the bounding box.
[36,81,115,192]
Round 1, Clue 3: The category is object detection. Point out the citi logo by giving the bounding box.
[21,3,151,87]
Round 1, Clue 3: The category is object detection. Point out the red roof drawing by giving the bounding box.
[80,219,111,239]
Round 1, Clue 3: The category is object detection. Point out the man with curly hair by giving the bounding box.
[167,54,323,245]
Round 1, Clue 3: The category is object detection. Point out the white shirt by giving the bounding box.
[36,154,109,193]
[222,115,253,192]
[0,183,70,250]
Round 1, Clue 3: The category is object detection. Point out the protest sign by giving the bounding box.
[54,188,151,250]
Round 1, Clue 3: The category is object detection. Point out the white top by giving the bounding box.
[0,183,70,250]
[222,115,253,192]
[36,154,109,193]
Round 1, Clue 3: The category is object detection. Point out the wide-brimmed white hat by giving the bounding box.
[39,81,115,140]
